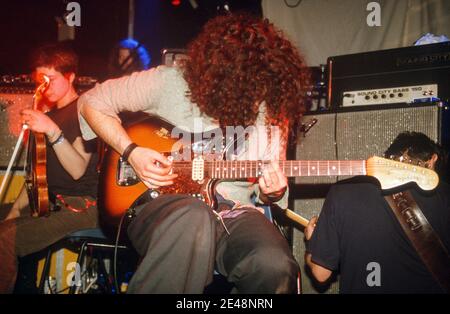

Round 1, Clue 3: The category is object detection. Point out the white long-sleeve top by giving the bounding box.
[78,65,288,209]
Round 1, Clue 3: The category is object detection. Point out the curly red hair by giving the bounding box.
[182,13,310,140]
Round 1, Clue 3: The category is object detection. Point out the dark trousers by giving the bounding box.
[126,194,299,294]
[0,196,98,293]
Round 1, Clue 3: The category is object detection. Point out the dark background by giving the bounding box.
[0,0,261,80]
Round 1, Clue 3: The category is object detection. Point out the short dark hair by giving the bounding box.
[30,42,78,74]
[384,131,447,177]
[107,38,151,78]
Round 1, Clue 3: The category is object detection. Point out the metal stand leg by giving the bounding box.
[0,124,28,203]
[38,246,54,294]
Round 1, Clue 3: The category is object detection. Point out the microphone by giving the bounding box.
[32,75,50,110]
[39,75,50,93]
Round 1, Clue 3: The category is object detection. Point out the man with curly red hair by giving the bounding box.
[79,13,309,293]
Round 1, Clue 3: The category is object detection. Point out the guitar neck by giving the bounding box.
[173,160,367,179]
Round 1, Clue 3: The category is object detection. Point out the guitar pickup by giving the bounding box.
[192,156,204,181]
[117,158,139,186]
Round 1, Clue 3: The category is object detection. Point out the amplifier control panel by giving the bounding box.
[342,84,438,107]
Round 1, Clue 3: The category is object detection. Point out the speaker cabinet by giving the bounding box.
[0,87,34,169]
[291,102,449,293]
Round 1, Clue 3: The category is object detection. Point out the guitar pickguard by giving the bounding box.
[115,153,212,205]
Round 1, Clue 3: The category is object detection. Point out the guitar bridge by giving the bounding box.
[117,158,139,186]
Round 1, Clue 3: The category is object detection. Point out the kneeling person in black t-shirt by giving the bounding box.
[304,131,450,293]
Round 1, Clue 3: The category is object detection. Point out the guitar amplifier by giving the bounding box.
[328,42,450,108]
[0,86,34,169]
[290,102,450,294]
[0,74,97,169]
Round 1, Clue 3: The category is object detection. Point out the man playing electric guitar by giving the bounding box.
[79,14,309,294]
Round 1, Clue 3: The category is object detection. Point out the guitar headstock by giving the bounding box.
[366,156,439,191]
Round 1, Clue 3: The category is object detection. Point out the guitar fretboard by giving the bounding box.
[174,160,367,179]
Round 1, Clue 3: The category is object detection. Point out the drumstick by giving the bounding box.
[284,208,310,227]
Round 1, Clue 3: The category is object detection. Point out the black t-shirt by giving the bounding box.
[45,100,98,197]
[309,177,450,294]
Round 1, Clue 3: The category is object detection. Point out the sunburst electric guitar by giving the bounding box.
[98,117,439,226]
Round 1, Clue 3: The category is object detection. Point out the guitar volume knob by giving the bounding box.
[150,190,160,199]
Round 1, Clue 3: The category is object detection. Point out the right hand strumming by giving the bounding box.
[127,146,178,189]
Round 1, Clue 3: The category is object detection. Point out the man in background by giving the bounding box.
[305,131,450,293]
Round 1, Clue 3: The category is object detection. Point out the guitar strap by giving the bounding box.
[385,191,450,292]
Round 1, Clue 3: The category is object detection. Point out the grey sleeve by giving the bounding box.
[77,67,166,140]
[254,182,289,209]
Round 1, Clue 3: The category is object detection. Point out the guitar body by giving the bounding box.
[99,116,218,226]
[25,132,49,217]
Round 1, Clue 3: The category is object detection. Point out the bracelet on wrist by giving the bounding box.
[50,131,65,146]
[304,239,312,253]
[121,142,138,162]
[261,186,287,204]
[266,193,284,203]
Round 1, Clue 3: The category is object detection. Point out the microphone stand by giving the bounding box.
[0,124,29,203]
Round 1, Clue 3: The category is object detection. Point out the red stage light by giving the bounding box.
[171,0,181,6]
